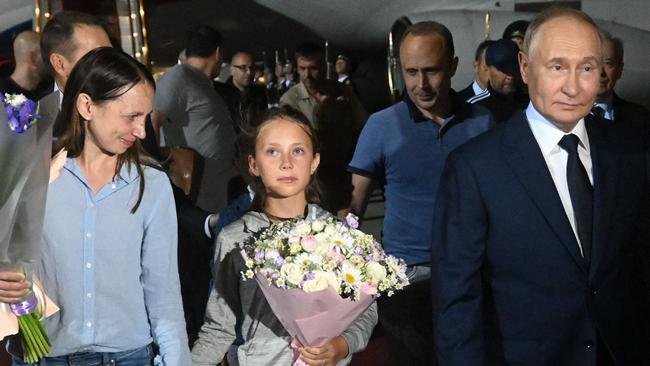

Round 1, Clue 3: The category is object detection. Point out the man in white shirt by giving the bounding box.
[433,7,650,366]
[457,40,493,102]
[592,31,650,124]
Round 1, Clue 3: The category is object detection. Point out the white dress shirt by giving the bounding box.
[471,80,486,96]
[526,103,593,255]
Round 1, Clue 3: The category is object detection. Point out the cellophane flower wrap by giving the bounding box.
[241,213,408,365]
[0,93,56,362]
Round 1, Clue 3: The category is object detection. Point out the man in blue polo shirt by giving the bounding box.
[348,21,492,365]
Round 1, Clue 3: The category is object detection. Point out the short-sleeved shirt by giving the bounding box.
[155,64,235,164]
[155,64,237,212]
[348,92,492,265]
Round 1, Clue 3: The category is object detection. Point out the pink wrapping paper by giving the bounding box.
[255,274,374,365]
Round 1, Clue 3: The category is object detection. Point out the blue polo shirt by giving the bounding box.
[348,92,492,265]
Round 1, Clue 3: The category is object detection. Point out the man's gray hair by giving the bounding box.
[522,7,603,59]
[600,30,624,64]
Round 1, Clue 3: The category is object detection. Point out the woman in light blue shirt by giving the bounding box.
[10,47,191,365]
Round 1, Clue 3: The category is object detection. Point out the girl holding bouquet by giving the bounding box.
[191,107,378,366]
[2,47,190,365]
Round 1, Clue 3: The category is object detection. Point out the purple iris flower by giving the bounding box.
[7,114,20,132]
[4,97,40,134]
[18,100,37,124]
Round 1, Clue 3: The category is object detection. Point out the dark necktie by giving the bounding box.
[558,134,593,267]
[591,105,606,119]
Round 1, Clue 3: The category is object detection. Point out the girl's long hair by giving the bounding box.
[55,47,156,213]
[243,106,321,212]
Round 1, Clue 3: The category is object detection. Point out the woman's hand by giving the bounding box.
[0,272,31,303]
[299,335,349,366]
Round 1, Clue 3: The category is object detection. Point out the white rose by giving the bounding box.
[313,232,331,256]
[311,220,326,233]
[365,261,387,282]
[302,271,336,293]
[322,271,340,292]
[295,222,312,236]
[323,224,337,235]
[265,249,280,260]
[280,263,305,286]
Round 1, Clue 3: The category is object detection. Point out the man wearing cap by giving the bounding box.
[468,39,528,124]
[335,53,356,91]
[593,31,649,124]
[457,40,494,102]
[502,19,529,50]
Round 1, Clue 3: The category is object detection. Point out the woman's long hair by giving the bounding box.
[243,106,321,212]
[55,47,156,213]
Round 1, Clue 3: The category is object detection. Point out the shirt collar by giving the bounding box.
[526,102,590,157]
[296,82,313,100]
[53,82,63,107]
[403,90,463,124]
[593,100,613,119]
[472,80,485,95]
[403,92,428,122]
[64,157,140,188]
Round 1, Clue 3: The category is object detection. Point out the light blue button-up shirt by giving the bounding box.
[38,158,190,365]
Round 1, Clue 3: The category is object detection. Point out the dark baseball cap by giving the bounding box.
[502,20,530,40]
[485,39,520,74]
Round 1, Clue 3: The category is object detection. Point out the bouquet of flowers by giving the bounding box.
[0,93,59,362]
[241,213,409,364]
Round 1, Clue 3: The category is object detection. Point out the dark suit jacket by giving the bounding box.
[432,111,650,366]
[457,83,475,103]
[612,92,650,125]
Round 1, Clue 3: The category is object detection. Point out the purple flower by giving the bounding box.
[274,256,285,267]
[305,272,316,280]
[18,101,36,124]
[255,250,265,261]
[353,246,363,255]
[345,213,359,229]
[7,114,20,132]
[3,95,40,134]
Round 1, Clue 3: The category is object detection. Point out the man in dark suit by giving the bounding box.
[433,8,650,366]
[593,31,650,124]
[457,40,493,103]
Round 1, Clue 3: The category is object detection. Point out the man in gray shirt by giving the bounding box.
[152,26,236,213]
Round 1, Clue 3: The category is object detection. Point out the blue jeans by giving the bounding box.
[12,344,154,366]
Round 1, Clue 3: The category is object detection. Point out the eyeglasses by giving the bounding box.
[232,64,255,72]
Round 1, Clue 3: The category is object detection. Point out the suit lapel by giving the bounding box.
[585,116,618,281]
[503,113,587,273]
[37,91,60,141]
